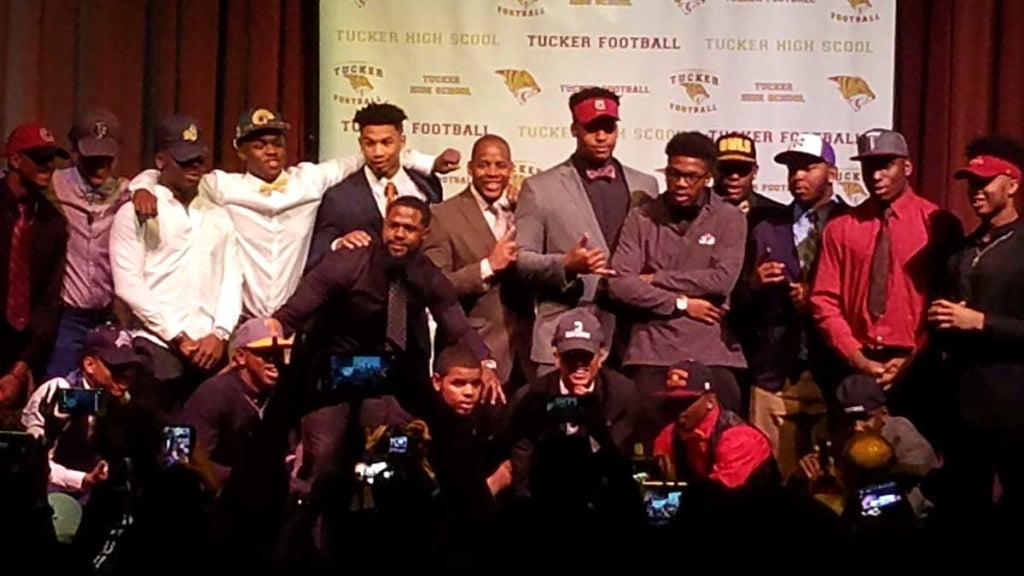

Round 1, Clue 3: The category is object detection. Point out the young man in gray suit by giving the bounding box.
[515,87,659,375]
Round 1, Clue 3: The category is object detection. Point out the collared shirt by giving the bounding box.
[793,196,843,276]
[810,188,961,361]
[21,371,96,492]
[128,152,436,318]
[652,405,773,489]
[469,185,513,282]
[558,378,596,395]
[571,154,630,252]
[366,166,425,218]
[110,181,243,346]
[50,167,130,310]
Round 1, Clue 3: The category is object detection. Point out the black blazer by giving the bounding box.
[0,180,68,379]
[306,168,443,271]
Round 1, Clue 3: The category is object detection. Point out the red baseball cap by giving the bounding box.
[571,96,620,125]
[6,122,70,159]
[954,155,1022,181]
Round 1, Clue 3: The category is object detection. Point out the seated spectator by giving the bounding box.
[21,323,139,496]
[181,318,293,484]
[652,361,778,489]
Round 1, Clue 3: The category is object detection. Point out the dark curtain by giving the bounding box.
[4,0,1024,226]
[896,0,1024,228]
[0,0,311,178]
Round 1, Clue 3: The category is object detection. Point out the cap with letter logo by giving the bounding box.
[774,133,836,166]
[234,107,291,146]
[68,108,121,158]
[716,132,757,163]
[157,114,207,163]
[6,122,71,159]
[850,128,909,161]
[571,95,620,125]
[552,308,604,354]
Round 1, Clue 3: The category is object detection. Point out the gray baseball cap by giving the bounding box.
[69,108,121,158]
[850,128,910,161]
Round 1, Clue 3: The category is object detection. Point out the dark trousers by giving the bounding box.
[625,364,742,447]
[44,306,113,380]
[132,337,213,422]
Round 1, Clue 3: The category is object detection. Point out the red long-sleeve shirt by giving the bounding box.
[809,189,960,362]
[652,406,772,489]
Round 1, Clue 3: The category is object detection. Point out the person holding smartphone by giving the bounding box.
[21,323,140,495]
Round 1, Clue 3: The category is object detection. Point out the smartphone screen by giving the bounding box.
[57,388,101,416]
[858,481,903,517]
[388,435,409,455]
[162,425,195,467]
[325,355,391,396]
[642,482,685,526]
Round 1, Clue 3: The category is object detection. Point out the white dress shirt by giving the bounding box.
[366,165,427,218]
[21,375,96,492]
[469,186,513,282]
[129,151,435,318]
[110,183,243,346]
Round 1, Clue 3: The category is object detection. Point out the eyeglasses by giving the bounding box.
[664,169,709,185]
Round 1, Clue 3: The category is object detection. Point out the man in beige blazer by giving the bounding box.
[516,87,659,374]
[424,135,535,390]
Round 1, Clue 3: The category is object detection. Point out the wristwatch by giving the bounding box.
[482,359,498,371]
[676,296,689,312]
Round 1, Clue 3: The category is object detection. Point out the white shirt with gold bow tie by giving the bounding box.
[127,150,436,318]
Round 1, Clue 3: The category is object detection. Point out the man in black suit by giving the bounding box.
[274,196,500,487]
[1,123,70,409]
[306,103,444,270]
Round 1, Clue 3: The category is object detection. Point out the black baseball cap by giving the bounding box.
[157,114,206,163]
[716,132,757,163]
[234,107,290,145]
[81,324,140,367]
[69,108,121,158]
[836,374,887,415]
[653,360,716,399]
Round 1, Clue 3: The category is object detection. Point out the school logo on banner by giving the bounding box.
[831,0,881,23]
[497,0,546,17]
[674,0,707,15]
[669,69,719,114]
[510,162,544,190]
[828,75,876,111]
[495,69,542,104]
[333,62,386,106]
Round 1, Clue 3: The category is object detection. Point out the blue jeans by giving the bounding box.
[44,307,112,380]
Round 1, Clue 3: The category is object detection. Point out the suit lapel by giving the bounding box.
[453,188,496,260]
[557,161,607,251]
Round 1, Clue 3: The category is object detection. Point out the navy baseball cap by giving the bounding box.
[836,374,887,415]
[653,360,716,399]
[552,308,604,355]
[157,114,206,163]
[81,324,139,367]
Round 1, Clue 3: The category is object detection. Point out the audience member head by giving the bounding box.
[233,107,290,183]
[836,375,889,435]
[384,196,431,258]
[80,324,141,400]
[469,134,513,204]
[155,114,208,197]
[664,131,717,208]
[657,360,718,440]
[432,344,484,416]
[68,108,120,187]
[954,133,1024,222]
[5,122,69,192]
[714,132,759,205]
[774,133,837,208]
[229,318,294,392]
[551,308,605,395]
[354,102,407,179]
[840,431,896,489]
[569,87,620,165]
[851,128,912,204]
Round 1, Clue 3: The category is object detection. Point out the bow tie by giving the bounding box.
[258,174,289,196]
[584,164,617,181]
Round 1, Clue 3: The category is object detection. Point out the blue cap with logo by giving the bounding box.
[551,308,604,355]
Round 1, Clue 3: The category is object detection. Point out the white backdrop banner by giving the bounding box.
[319,0,895,205]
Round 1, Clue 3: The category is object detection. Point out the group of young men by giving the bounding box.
[3,84,1023,544]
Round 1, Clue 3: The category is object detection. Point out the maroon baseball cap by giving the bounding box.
[571,96,620,125]
[954,155,1022,181]
[6,122,70,159]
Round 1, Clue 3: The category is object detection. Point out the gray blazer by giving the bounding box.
[515,158,659,365]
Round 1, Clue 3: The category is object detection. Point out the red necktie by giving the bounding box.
[7,203,31,331]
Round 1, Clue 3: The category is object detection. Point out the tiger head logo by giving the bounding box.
[828,75,876,111]
[495,69,541,104]
[847,0,872,13]
[681,82,710,104]
[839,180,867,203]
[344,73,375,96]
